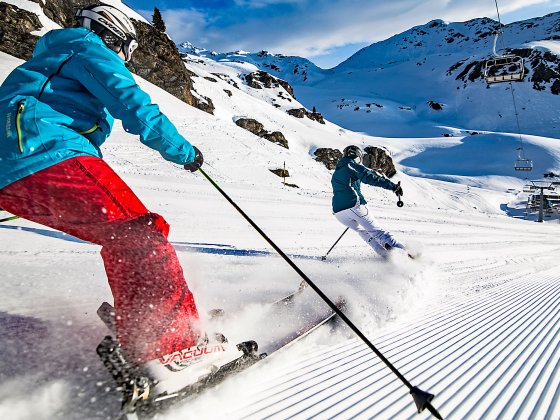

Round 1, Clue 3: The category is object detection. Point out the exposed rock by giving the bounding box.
[245,70,296,99]
[192,94,215,114]
[287,108,305,118]
[235,118,265,135]
[427,100,444,110]
[287,107,325,124]
[283,182,299,188]
[551,80,560,95]
[127,21,215,114]
[40,0,90,27]
[363,146,396,178]
[235,118,289,149]
[0,3,42,60]
[270,168,289,178]
[224,89,232,97]
[263,131,288,148]
[314,148,342,170]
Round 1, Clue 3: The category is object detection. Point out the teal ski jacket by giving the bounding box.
[331,157,396,213]
[0,28,195,189]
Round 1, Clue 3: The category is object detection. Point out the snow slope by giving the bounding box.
[1,5,560,420]
[186,13,560,143]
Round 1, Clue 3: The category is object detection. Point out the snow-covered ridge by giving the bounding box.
[179,42,325,85]
[180,12,560,141]
[336,12,560,70]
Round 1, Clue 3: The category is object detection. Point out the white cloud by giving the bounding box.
[161,9,209,43]
[234,0,301,7]
[159,0,557,59]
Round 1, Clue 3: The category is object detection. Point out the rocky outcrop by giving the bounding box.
[235,118,289,149]
[427,100,444,110]
[287,108,325,124]
[314,148,342,170]
[262,131,288,148]
[235,118,265,134]
[270,168,289,178]
[128,20,208,111]
[0,3,42,60]
[363,146,396,178]
[245,70,296,99]
[40,0,90,27]
[1,0,214,113]
[528,49,560,94]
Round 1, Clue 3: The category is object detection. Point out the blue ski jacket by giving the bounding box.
[0,27,195,189]
[331,157,396,213]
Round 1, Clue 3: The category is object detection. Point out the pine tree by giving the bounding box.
[152,7,166,32]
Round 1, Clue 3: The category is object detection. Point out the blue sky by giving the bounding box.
[124,0,560,68]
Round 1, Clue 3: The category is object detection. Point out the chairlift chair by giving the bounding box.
[484,55,525,84]
[484,33,525,84]
[514,147,533,171]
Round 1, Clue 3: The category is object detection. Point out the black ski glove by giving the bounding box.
[393,182,403,196]
[184,146,204,172]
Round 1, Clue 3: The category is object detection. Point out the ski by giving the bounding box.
[97,290,345,419]
[271,279,308,305]
[0,215,19,223]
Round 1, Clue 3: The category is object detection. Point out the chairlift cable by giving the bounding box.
[493,0,526,154]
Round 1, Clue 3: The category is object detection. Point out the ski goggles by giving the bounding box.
[122,35,138,62]
[102,31,138,62]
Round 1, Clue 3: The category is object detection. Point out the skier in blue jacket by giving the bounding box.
[331,145,406,257]
[0,4,243,387]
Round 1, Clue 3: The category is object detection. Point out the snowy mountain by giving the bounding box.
[183,13,560,141]
[1,2,560,420]
[178,42,324,86]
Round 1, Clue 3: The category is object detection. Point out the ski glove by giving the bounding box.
[184,146,204,172]
[393,183,403,196]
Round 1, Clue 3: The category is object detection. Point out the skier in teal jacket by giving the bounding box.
[0,4,226,377]
[331,145,406,257]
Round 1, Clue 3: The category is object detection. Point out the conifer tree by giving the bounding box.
[152,7,166,32]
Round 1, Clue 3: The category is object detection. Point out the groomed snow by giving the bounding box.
[1,8,560,419]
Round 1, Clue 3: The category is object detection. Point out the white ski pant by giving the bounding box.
[334,204,404,256]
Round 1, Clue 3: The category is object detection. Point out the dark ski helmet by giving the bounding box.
[343,145,363,161]
[75,4,138,62]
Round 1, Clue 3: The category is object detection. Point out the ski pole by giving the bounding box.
[197,168,443,419]
[0,215,19,223]
[321,227,349,261]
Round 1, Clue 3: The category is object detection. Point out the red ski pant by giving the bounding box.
[0,156,200,363]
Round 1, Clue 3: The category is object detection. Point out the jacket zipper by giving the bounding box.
[15,102,24,153]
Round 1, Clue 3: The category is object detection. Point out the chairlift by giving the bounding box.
[484,33,525,84]
[514,147,533,172]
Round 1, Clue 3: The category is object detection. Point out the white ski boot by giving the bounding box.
[143,333,246,394]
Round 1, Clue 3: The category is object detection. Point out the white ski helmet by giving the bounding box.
[343,145,363,162]
[75,3,138,62]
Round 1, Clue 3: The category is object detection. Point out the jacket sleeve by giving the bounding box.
[65,41,195,165]
[350,161,395,191]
